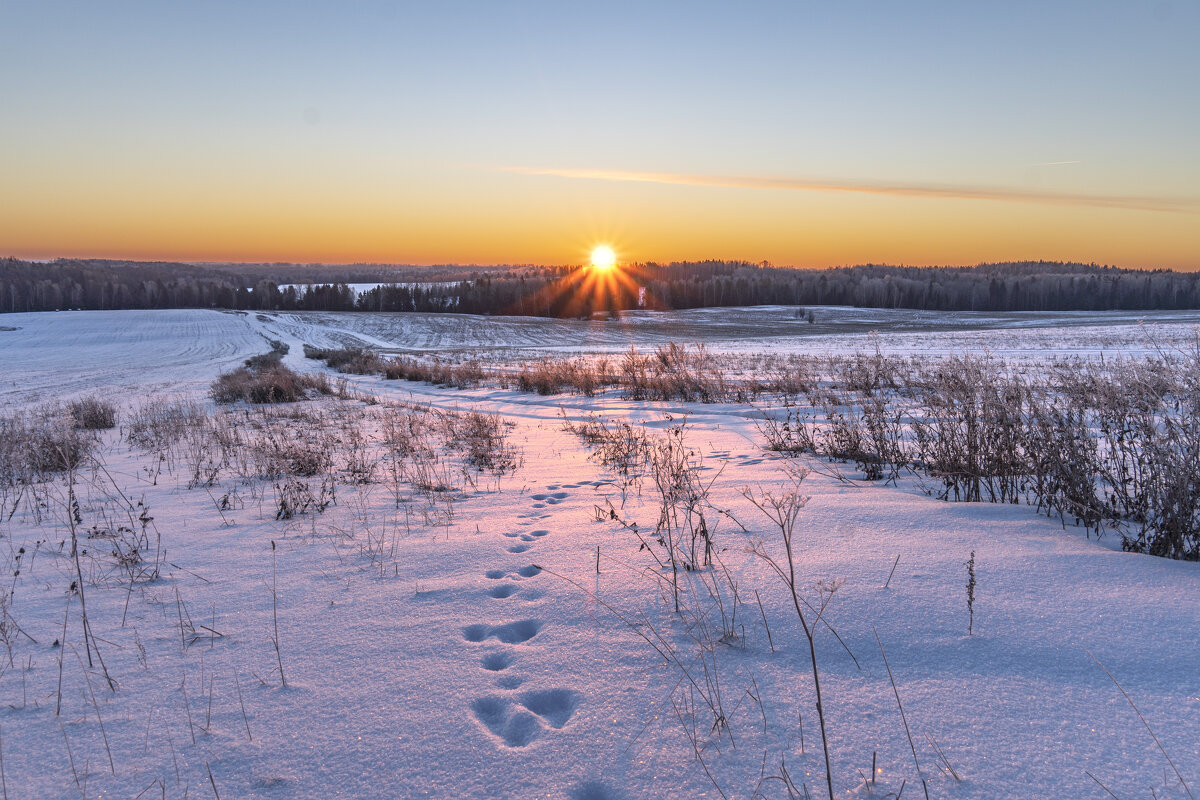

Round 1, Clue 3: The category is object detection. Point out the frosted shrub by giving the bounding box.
[757,403,816,455]
[907,355,1029,503]
[0,409,98,480]
[126,399,206,453]
[68,396,118,429]
[621,342,732,402]
[515,357,604,396]
[440,409,520,473]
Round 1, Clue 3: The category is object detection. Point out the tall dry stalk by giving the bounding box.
[743,468,835,800]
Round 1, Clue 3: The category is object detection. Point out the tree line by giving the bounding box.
[3,257,1199,316]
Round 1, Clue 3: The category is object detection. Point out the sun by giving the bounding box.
[590,245,617,269]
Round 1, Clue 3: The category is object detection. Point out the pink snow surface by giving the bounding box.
[0,310,1196,799]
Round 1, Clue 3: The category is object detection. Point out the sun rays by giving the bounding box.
[505,245,646,318]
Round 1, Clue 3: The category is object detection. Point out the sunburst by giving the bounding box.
[590,245,616,269]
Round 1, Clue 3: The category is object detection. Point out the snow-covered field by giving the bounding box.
[259,305,1200,361]
[0,311,270,409]
[0,307,1197,799]
[3,306,1198,410]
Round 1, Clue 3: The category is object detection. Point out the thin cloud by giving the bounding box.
[501,165,1196,214]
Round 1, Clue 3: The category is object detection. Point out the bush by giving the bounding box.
[444,409,520,473]
[244,339,290,371]
[126,399,206,451]
[211,364,330,404]
[752,347,1200,560]
[621,343,731,402]
[25,419,96,473]
[244,351,285,370]
[306,344,493,389]
[68,396,118,429]
[0,410,97,481]
[304,346,381,373]
[515,358,605,396]
[302,344,335,361]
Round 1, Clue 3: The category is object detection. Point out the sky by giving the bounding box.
[1,1,1198,269]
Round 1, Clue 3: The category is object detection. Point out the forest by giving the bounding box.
[3,257,1199,316]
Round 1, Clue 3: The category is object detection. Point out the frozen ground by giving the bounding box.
[0,307,1197,799]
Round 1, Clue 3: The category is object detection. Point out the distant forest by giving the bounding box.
[3,257,1200,317]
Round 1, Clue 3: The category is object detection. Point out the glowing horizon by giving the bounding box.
[2,3,1197,271]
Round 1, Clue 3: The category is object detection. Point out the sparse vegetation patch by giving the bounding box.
[212,341,331,404]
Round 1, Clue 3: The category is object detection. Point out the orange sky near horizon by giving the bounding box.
[3,178,1195,271]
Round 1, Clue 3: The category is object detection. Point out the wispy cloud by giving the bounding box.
[501,166,1197,214]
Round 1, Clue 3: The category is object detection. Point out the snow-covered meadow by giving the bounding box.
[0,307,1197,799]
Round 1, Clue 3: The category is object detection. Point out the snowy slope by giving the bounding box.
[0,310,270,409]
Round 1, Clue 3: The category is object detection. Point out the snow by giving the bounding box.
[0,310,270,409]
[260,305,1200,362]
[0,307,1197,799]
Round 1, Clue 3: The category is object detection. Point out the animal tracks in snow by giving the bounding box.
[483,564,542,581]
[469,689,582,748]
[517,688,580,729]
[481,650,514,671]
[462,484,586,748]
[529,491,570,505]
[471,696,544,748]
[463,619,542,644]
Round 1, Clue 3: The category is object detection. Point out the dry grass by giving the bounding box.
[271,337,1200,559]
[68,396,118,429]
[0,408,98,483]
[211,364,332,404]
